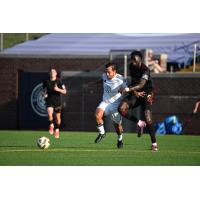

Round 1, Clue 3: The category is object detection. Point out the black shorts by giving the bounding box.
[46,98,62,113]
[46,104,62,113]
[123,93,153,111]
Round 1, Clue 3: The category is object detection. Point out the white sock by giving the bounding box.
[97,124,105,135]
[118,133,123,141]
[152,143,157,146]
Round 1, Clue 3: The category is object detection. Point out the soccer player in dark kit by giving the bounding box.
[43,67,67,138]
[118,50,158,151]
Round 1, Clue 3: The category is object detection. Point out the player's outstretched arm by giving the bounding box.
[129,79,146,92]
[119,79,146,94]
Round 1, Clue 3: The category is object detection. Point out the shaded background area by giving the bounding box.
[0,33,200,134]
[13,69,200,134]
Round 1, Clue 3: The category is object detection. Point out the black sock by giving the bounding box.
[55,123,60,130]
[147,123,156,143]
[117,133,123,141]
[49,120,54,126]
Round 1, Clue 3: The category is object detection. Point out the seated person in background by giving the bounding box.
[147,49,165,73]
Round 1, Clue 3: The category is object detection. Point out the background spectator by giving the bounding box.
[147,49,166,73]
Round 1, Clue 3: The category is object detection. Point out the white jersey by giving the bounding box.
[102,73,127,104]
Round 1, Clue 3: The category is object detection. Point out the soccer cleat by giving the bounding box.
[117,140,123,149]
[54,129,60,139]
[94,133,106,143]
[49,124,54,135]
[137,120,146,138]
[151,144,158,151]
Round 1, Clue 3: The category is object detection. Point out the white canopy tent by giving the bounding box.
[1,33,200,67]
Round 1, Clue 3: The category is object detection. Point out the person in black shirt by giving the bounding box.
[43,67,67,138]
[118,50,158,151]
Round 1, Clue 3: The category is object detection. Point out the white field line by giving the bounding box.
[0,148,199,154]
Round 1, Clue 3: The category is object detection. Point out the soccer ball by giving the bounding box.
[37,136,50,149]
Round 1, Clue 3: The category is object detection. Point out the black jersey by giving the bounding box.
[129,63,153,93]
[43,78,64,107]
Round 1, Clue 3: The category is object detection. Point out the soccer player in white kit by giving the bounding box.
[94,63,128,148]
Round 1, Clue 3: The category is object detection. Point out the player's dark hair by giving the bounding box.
[49,66,58,72]
[130,50,143,60]
[49,66,60,78]
[105,62,118,71]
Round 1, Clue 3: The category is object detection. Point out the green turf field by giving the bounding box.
[0,130,199,166]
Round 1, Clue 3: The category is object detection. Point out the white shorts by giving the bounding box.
[97,101,122,124]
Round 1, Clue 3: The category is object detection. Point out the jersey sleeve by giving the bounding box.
[56,79,65,89]
[61,83,66,90]
[116,74,128,90]
[121,77,128,89]
[141,68,150,81]
[102,73,106,81]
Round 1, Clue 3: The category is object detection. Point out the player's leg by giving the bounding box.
[111,102,124,148]
[54,112,61,138]
[47,106,54,135]
[113,122,123,148]
[118,97,146,130]
[144,107,158,151]
[54,106,62,139]
[94,102,107,143]
[112,114,123,148]
[137,102,146,138]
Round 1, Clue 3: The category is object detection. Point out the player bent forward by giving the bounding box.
[43,67,67,138]
[94,62,128,148]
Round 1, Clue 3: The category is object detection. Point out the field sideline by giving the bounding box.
[0,130,199,166]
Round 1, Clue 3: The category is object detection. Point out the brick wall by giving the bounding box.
[0,56,108,129]
[0,56,199,134]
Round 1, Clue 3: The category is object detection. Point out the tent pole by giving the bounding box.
[124,54,127,78]
[193,43,197,72]
[26,33,29,41]
[109,51,113,61]
[0,33,3,51]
